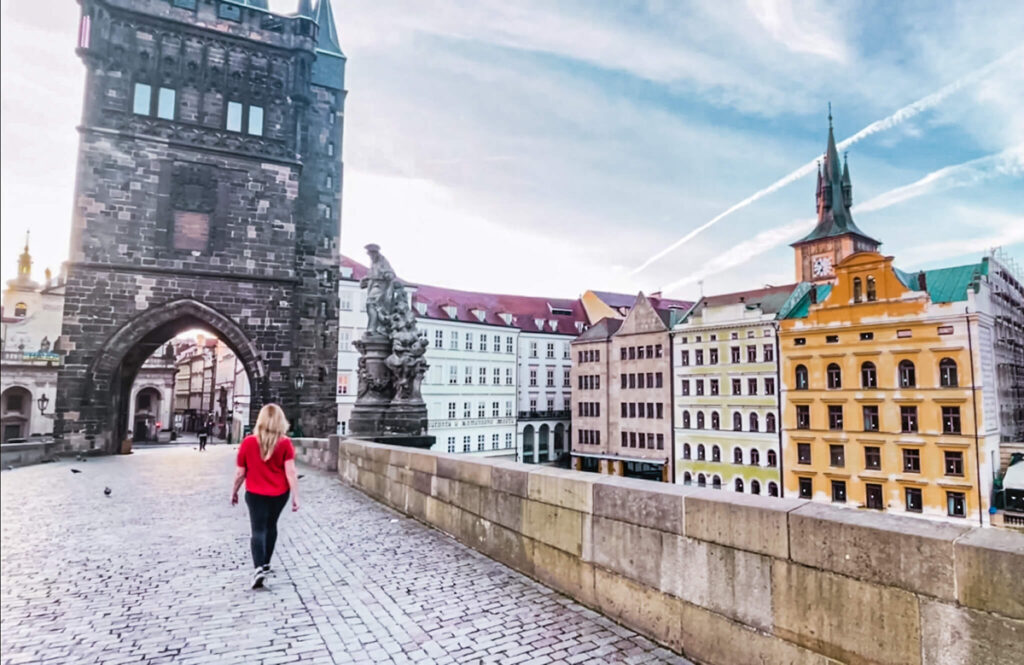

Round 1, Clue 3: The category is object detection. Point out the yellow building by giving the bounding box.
[780,252,999,523]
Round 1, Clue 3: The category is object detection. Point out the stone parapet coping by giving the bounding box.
[336,437,1024,665]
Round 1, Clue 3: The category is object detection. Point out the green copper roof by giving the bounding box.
[794,116,880,247]
[782,283,832,319]
[896,260,988,304]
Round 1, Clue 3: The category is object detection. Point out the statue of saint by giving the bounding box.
[360,244,397,338]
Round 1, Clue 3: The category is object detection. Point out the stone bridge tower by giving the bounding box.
[56,0,346,451]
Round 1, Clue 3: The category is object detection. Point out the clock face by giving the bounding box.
[812,255,833,277]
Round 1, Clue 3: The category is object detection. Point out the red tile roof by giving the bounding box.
[590,290,693,313]
[339,255,369,282]
[340,255,589,335]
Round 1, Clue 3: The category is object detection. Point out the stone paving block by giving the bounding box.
[527,467,597,513]
[660,534,772,632]
[954,527,1024,620]
[789,502,968,602]
[919,599,1024,665]
[684,488,802,559]
[591,516,662,588]
[772,559,921,665]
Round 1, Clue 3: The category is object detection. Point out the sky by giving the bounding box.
[1,0,1022,301]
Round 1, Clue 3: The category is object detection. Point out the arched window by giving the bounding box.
[861,361,877,389]
[734,478,744,493]
[696,411,705,429]
[750,449,760,466]
[939,358,958,388]
[751,480,761,495]
[697,473,707,487]
[711,411,720,430]
[827,363,842,389]
[14,302,27,318]
[682,411,691,428]
[682,443,691,459]
[899,360,916,388]
[853,277,863,303]
[767,450,778,467]
[683,472,692,486]
[866,276,877,301]
[749,412,759,432]
[711,445,721,462]
[733,447,743,464]
[696,444,706,460]
[768,482,779,497]
[766,413,776,433]
[712,475,722,490]
[733,412,742,431]
[795,364,809,390]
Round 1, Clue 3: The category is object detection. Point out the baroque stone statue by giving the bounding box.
[349,244,434,447]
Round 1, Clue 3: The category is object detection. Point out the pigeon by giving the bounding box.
[104,487,112,497]
[4,464,13,471]
[76,454,83,461]
[298,474,305,479]
[71,468,83,474]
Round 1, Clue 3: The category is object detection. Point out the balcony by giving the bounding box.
[518,409,571,421]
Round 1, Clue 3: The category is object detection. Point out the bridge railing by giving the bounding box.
[336,437,1024,665]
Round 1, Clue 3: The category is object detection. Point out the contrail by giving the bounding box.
[630,45,1024,276]
[659,146,1024,294]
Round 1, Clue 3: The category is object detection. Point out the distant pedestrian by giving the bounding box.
[198,421,208,451]
[230,404,299,589]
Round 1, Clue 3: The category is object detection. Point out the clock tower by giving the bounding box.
[792,110,880,283]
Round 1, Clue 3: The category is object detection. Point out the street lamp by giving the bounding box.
[293,372,305,391]
[37,393,50,414]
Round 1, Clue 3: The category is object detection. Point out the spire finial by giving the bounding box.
[828,102,833,128]
[24,230,30,252]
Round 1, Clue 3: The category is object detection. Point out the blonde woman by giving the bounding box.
[230,403,299,589]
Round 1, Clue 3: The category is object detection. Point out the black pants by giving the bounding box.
[198,435,207,450]
[245,490,289,569]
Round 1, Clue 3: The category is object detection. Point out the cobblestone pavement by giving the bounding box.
[1,446,692,665]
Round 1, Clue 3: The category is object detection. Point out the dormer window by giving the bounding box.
[499,312,513,325]
[443,305,457,319]
[575,322,584,333]
[14,302,27,318]
[472,309,486,322]
[549,321,558,332]
[339,266,353,279]
[534,318,544,330]
[415,302,427,315]
[550,306,573,316]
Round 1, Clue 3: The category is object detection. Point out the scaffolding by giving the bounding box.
[989,249,1024,444]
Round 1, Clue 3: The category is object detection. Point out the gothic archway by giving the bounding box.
[78,299,266,452]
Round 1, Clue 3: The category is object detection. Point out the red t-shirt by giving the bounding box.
[237,435,295,496]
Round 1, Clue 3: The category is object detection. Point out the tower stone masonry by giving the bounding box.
[56,0,346,451]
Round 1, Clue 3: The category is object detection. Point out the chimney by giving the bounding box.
[917,271,927,291]
[810,287,818,305]
[738,296,745,303]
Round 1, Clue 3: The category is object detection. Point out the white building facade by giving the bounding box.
[336,258,367,436]
[517,329,577,464]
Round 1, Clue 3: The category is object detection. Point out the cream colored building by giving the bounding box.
[672,284,798,495]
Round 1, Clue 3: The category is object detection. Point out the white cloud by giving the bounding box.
[747,0,850,63]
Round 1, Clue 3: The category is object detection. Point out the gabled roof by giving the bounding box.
[590,290,692,312]
[614,292,670,336]
[697,283,799,315]
[338,255,588,334]
[895,260,988,304]
[573,317,622,343]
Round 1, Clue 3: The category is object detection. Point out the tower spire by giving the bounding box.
[313,0,344,56]
[18,231,31,277]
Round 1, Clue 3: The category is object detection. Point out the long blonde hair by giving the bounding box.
[254,403,289,461]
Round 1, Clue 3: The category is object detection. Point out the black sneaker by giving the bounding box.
[251,568,266,589]
[262,564,272,575]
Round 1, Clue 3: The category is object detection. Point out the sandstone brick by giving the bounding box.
[593,568,683,652]
[772,560,921,665]
[437,456,492,488]
[661,535,772,632]
[789,502,968,601]
[676,601,829,665]
[919,598,1024,665]
[954,527,1024,620]
[522,500,584,556]
[527,467,596,513]
[591,516,662,588]
[592,476,691,535]
[407,450,437,476]
[479,488,525,532]
[530,540,596,609]
[684,488,802,558]
[490,463,530,498]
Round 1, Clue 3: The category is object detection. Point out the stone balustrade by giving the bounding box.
[292,436,340,472]
[337,438,1023,665]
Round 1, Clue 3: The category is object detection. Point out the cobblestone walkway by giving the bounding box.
[1,446,691,665]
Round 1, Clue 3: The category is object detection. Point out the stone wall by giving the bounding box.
[1,441,64,468]
[293,436,340,472]
[338,438,1024,665]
